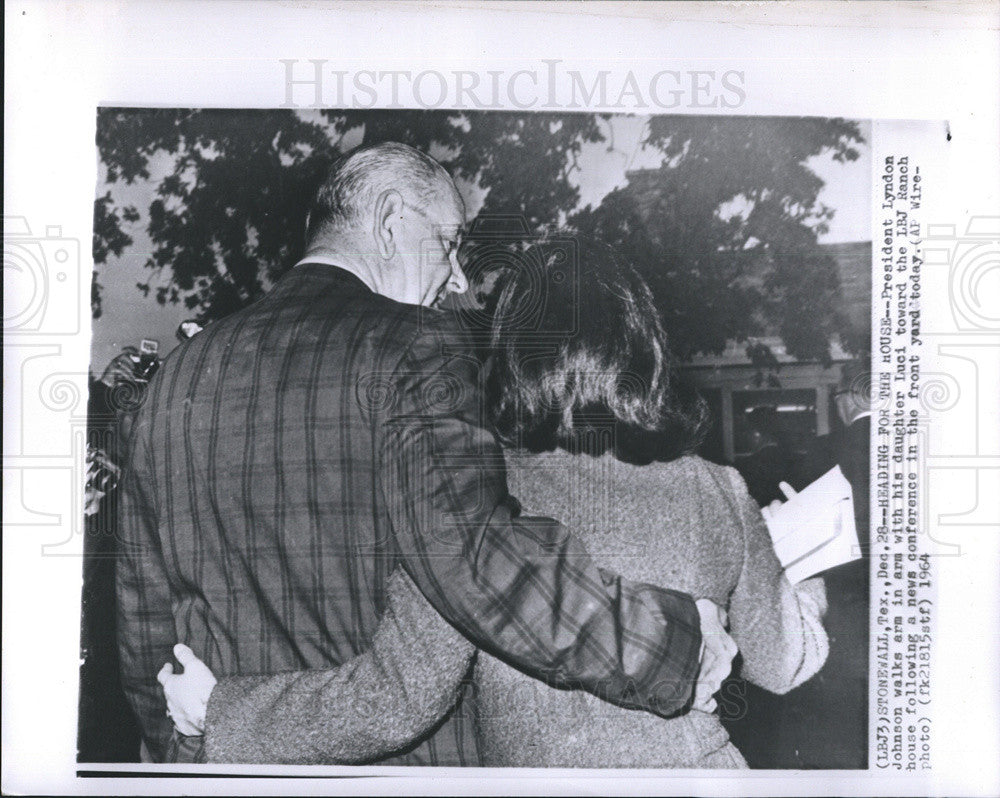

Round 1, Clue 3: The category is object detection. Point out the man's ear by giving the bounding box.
[373,189,404,260]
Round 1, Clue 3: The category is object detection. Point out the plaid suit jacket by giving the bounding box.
[117,264,702,764]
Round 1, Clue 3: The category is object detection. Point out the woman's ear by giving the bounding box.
[373,189,404,260]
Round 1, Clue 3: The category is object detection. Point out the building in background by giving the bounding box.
[679,241,871,468]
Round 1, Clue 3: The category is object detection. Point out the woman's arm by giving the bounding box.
[201,568,476,764]
[725,468,829,695]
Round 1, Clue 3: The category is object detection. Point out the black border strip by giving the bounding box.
[77,771,382,779]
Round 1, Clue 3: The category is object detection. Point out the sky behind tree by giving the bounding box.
[89,114,870,371]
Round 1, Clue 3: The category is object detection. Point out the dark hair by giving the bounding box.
[306,142,451,242]
[486,237,707,463]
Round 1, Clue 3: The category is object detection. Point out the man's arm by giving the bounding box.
[116,416,176,761]
[375,319,704,718]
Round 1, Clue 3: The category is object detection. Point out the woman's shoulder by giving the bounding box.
[503,450,747,494]
[635,454,745,492]
[626,456,756,529]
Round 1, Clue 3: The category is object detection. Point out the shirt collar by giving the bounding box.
[293,255,376,294]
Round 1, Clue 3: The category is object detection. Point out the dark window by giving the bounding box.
[732,389,817,457]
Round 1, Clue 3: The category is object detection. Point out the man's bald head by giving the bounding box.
[306,142,457,244]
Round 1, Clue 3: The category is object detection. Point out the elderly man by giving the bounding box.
[117,142,734,765]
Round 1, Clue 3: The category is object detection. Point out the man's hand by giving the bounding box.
[157,644,218,736]
[693,599,738,713]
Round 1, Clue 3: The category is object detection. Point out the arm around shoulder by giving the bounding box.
[377,319,702,718]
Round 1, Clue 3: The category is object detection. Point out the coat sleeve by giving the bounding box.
[374,319,702,718]
[725,467,830,694]
[205,568,475,764]
[116,416,177,761]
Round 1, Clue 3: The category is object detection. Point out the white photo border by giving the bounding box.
[4,2,999,795]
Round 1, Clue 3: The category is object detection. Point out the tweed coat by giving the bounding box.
[204,453,828,767]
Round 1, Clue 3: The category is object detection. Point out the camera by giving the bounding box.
[926,216,1000,332]
[135,339,160,382]
[3,216,82,335]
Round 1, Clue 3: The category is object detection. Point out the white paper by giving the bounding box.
[764,466,862,583]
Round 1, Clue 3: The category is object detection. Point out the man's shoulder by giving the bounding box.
[150,289,472,402]
[177,284,463,354]
[294,282,467,356]
[372,305,472,366]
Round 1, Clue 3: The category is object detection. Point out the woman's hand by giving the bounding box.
[760,481,798,523]
[157,644,218,736]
